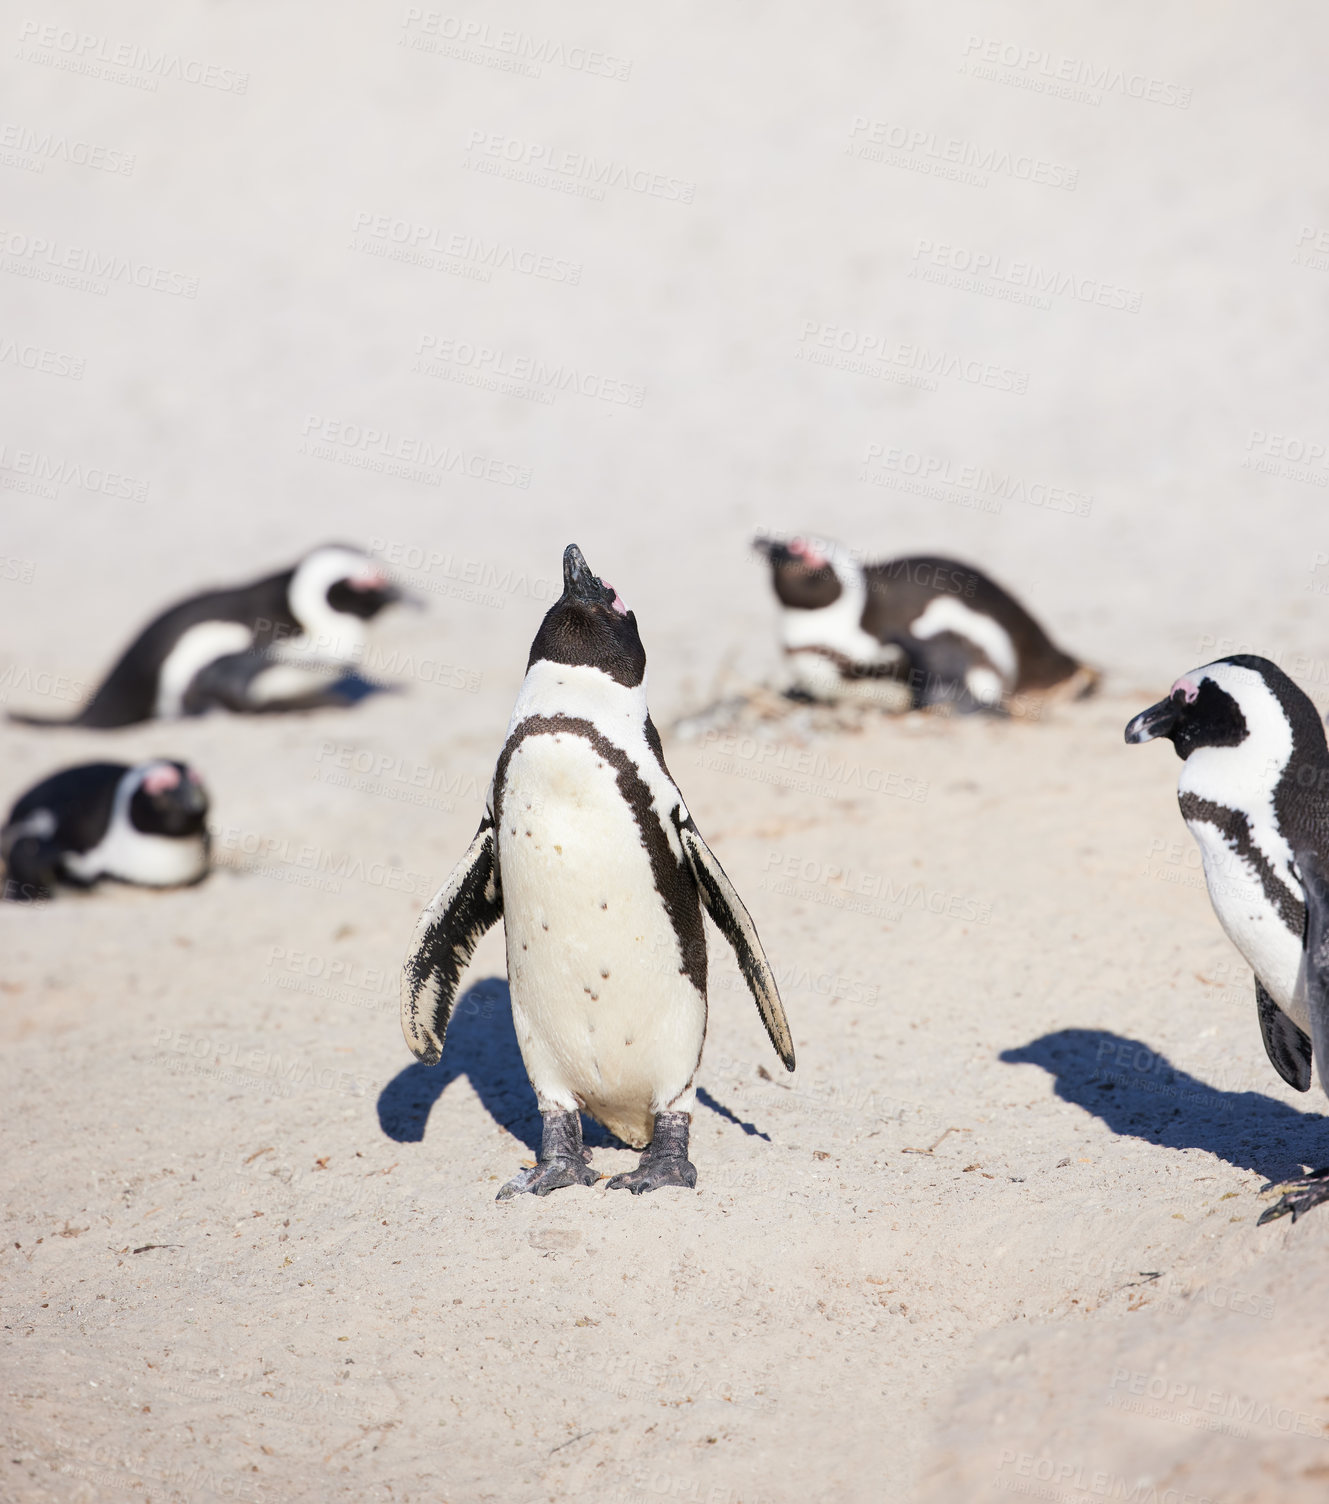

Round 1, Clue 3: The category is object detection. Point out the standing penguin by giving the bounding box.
[1126,654,1329,1223]
[754,535,1098,713]
[8,545,406,728]
[2,760,210,901]
[401,544,794,1198]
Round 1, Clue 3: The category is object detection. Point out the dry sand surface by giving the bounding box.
[5,4,1329,1502]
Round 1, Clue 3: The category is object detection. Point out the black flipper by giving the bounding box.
[1256,976,1312,1092]
[1297,851,1329,1097]
[674,809,795,1071]
[400,812,502,1065]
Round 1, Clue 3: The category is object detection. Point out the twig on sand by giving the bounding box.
[902,1127,969,1156]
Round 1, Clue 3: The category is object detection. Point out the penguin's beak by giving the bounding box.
[753,536,794,565]
[563,543,605,603]
[393,585,428,612]
[1124,697,1180,745]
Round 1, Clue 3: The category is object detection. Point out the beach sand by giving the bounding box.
[3,4,1328,1500]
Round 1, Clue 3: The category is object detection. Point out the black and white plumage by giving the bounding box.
[754,536,1098,714]
[9,544,405,728]
[1,759,210,901]
[402,543,794,1198]
[1125,654,1329,1222]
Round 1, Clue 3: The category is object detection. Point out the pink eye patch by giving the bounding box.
[142,764,181,795]
[346,568,388,591]
[790,538,829,570]
[602,581,628,616]
[1170,676,1200,703]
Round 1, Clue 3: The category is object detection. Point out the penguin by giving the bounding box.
[401,543,795,1198]
[754,535,1098,714]
[1125,654,1329,1223]
[2,759,210,901]
[8,545,406,728]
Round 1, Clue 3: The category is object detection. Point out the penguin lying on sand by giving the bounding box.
[9,545,406,728]
[2,760,210,901]
[1126,654,1329,1224]
[402,543,795,1198]
[754,536,1098,714]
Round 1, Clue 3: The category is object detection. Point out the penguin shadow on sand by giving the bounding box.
[376,978,773,1153]
[1001,1028,1329,1185]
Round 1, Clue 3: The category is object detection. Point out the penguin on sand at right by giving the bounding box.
[1126,654,1329,1223]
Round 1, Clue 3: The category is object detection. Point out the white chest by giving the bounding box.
[1184,814,1305,1021]
[496,730,705,1134]
[63,821,209,889]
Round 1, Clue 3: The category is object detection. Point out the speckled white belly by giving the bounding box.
[497,732,705,1147]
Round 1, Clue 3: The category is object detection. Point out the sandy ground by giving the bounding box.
[5,3,1329,1501]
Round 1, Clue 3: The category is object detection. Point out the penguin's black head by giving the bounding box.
[753,535,843,611]
[1125,658,1260,760]
[527,545,646,688]
[129,761,209,837]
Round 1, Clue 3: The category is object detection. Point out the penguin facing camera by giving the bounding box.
[754,535,1098,715]
[1126,654,1329,1223]
[2,759,210,901]
[401,543,795,1199]
[8,544,412,728]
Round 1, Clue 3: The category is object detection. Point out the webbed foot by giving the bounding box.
[1258,1166,1329,1225]
[607,1112,697,1195]
[496,1110,599,1200]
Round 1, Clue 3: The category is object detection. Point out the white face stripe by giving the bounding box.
[285,546,381,663]
[155,621,253,718]
[1176,662,1301,998]
[909,597,1018,682]
[777,546,890,666]
[61,761,207,887]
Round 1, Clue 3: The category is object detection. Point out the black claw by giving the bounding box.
[496,1109,598,1201]
[1257,1167,1329,1225]
[497,1157,598,1200]
[606,1111,698,1195]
